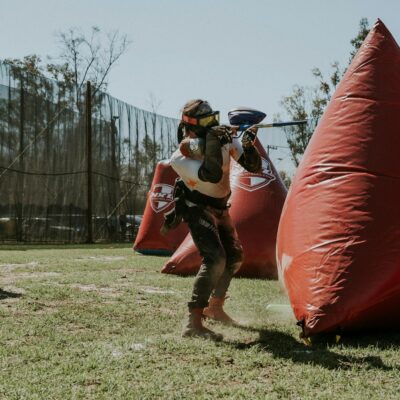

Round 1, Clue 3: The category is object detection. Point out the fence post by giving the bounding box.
[16,77,25,242]
[86,81,93,243]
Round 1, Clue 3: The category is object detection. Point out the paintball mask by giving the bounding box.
[181,111,220,128]
[178,99,220,141]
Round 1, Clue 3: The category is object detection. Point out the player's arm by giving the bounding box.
[197,129,223,183]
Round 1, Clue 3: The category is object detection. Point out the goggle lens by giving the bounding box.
[182,111,220,127]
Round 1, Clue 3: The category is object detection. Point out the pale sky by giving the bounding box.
[2,0,399,175]
[1,0,399,123]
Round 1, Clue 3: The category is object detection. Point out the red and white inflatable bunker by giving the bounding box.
[133,160,188,255]
[277,20,400,337]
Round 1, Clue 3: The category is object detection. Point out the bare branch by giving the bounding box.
[49,26,130,110]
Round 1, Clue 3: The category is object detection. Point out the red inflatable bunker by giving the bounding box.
[162,140,287,278]
[133,160,188,255]
[277,20,400,337]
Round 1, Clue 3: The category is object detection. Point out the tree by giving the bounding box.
[48,27,130,110]
[137,134,162,185]
[0,55,64,240]
[349,17,370,62]
[1,27,130,241]
[279,170,292,189]
[147,92,163,170]
[280,18,370,166]
[6,26,130,111]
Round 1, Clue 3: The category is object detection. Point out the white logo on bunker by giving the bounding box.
[231,157,276,191]
[150,184,174,213]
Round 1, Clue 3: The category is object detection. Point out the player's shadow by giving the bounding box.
[228,327,396,371]
[0,289,22,300]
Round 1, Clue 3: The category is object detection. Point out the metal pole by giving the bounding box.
[86,81,93,243]
[16,77,25,242]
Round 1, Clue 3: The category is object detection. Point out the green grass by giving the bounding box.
[0,245,399,399]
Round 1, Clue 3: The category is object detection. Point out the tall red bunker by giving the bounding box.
[277,20,400,336]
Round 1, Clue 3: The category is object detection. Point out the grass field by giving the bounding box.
[0,244,399,399]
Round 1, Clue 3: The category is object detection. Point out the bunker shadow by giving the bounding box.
[228,327,398,371]
[339,331,400,350]
[0,289,22,300]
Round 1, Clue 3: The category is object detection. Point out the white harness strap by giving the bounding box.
[170,138,243,198]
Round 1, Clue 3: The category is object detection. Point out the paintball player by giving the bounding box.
[164,99,261,340]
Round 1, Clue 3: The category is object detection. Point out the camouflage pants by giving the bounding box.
[184,205,243,310]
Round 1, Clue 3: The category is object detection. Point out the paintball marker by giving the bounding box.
[227,107,308,137]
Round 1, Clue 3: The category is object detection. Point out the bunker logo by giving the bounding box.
[150,184,174,213]
[231,157,276,192]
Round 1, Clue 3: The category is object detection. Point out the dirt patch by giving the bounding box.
[0,272,60,285]
[70,284,122,297]
[0,285,25,295]
[0,296,22,312]
[159,307,178,317]
[139,286,176,295]
[75,256,127,262]
[0,261,39,272]
[109,342,147,358]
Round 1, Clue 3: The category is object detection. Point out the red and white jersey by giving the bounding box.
[170,137,244,198]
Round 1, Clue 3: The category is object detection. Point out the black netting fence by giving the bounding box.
[0,62,178,242]
[0,61,315,243]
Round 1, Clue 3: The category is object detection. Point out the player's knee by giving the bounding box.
[210,248,226,280]
[227,247,243,275]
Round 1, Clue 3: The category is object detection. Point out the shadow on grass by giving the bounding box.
[0,289,22,300]
[228,327,397,371]
[340,332,400,350]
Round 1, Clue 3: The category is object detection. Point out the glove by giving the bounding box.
[160,208,182,236]
[241,128,257,149]
[210,125,233,146]
[179,137,205,159]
